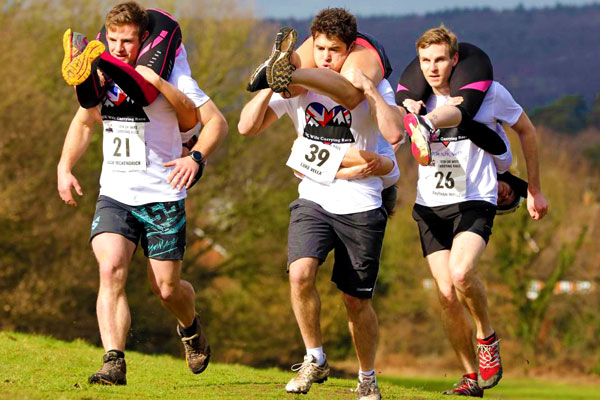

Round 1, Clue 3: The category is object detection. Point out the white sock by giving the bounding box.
[306,347,326,366]
[359,369,376,382]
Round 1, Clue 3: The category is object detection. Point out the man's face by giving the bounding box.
[312,33,350,72]
[497,181,517,207]
[106,24,147,66]
[418,43,458,94]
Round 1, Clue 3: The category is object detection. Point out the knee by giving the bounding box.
[152,281,178,303]
[436,282,459,309]
[343,294,370,315]
[289,265,315,292]
[450,265,475,292]
[98,261,127,290]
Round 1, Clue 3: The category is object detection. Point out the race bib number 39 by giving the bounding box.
[103,121,147,172]
[286,137,349,184]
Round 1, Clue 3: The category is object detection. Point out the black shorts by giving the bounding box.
[287,199,387,299]
[412,201,496,257]
[90,195,186,260]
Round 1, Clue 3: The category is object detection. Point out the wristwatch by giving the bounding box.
[189,150,204,164]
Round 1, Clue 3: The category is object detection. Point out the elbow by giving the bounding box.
[343,93,364,110]
[238,120,257,137]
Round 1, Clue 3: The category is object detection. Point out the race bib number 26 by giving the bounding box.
[286,137,349,183]
[103,121,147,172]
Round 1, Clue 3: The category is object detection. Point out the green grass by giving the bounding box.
[0,332,598,399]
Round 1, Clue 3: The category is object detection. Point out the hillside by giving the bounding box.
[1,332,599,400]
[280,4,600,110]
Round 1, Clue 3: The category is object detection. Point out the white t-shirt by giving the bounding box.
[99,47,209,206]
[416,81,522,207]
[269,79,397,214]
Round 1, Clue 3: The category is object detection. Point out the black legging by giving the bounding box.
[395,43,507,155]
[76,8,182,109]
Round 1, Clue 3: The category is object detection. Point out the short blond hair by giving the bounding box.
[416,24,458,58]
[105,1,148,39]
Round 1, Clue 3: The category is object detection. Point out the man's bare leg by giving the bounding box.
[288,257,322,348]
[343,294,378,371]
[91,233,136,352]
[147,259,196,327]
[427,250,478,373]
[449,232,494,339]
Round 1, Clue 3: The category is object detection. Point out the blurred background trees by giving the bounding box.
[0,0,598,377]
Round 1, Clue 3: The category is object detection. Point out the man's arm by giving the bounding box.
[344,68,405,145]
[135,65,198,131]
[57,107,101,207]
[238,89,280,137]
[165,100,228,190]
[511,111,548,220]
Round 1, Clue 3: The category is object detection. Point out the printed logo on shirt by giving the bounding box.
[303,102,354,143]
[435,127,468,147]
[101,83,150,123]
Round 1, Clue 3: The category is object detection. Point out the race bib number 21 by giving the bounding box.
[103,121,147,172]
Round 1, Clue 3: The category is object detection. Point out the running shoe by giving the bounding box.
[443,375,483,397]
[88,351,127,385]
[62,28,105,86]
[246,58,269,92]
[477,334,502,389]
[177,316,211,374]
[285,355,330,394]
[266,27,297,95]
[353,374,381,400]
[403,113,434,166]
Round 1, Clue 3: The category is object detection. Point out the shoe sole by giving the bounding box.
[88,374,126,385]
[62,36,105,86]
[478,370,502,389]
[285,376,328,394]
[266,27,297,93]
[404,113,432,166]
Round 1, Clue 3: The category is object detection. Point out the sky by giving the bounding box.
[252,0,598,19]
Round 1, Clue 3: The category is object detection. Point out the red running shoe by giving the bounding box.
[443,375,483,397]
[477,334,503,389]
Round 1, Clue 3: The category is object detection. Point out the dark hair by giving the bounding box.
[105,1,149,40]
[497,171,528,214]
[310,8,357,48]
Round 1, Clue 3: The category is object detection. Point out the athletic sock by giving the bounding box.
[359,369,376,383]
[478,331,497,344]
[180,317,198,338]
[108,349,125,359]
[306,347,326,366]
[465,372,477,380]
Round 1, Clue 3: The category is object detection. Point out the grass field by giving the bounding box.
[1,331,598,399]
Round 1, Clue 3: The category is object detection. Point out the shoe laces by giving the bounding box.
[453,376,480,394]
[477,338,501,368]
[291,356,320,380]
[352,374,377,396]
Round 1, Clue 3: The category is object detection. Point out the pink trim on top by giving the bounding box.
[100,52,158,103]
[138,31,168,59]
[354,37,385,79]
[175,45,182,57]
[157,25,180,76]
[396,83,409,92]
[147,8,177,21]
[459,80,492,92]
